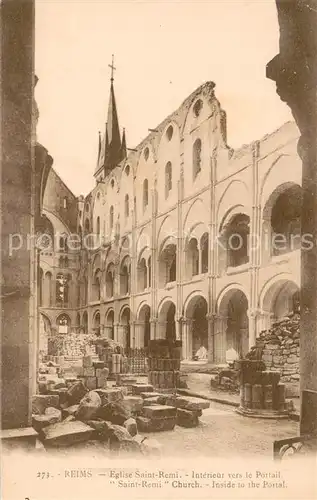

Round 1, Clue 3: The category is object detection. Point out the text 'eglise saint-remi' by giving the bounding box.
[109,470,181,479]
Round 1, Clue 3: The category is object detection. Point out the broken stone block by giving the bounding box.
[38,382,48,395]
[64,415,76,423]
[48,367,57,375]
[136,416,176,432]
[83,356,93,368]
[32,395,60,415]
[67,381,88,406]
[141,437,162,456]
[41,420,94,447]
[61,405,79,419]
[97,377,108,389]
[75,391,102,422]
[85,377,97,391]
[143,396,161,406]
[64,377,78,388]
[176,408,199,428]
[157,394,178,406]
[142,405,177,419]
[120,396,144,414]
[96,367,109,378]
[108,424,141,453]
[32,407,62,432]
[53,380,66,390]
[83,368,95,377]
[97,402,131,425]
[93,361,106,369]
[140,392,164,399]
[175,396,210,411]
[95,388,124,404]
[132,384,154,395]
[87,419,113,441]
[124,418,137,437]
[48,388,68,406]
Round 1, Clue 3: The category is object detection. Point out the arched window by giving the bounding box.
[125,194,129,218]
[201,232,209,273]
[143,179,149,211]
[120,257,131,295]
[63,197,67,209]
[57,314,71,334]
[109,206,114,231]
[137,258,147,292]
[56,273,71,307]
[106,263,115,297]
[85,219,90,233]
[187,238,199,277]
[165,162,172,199]
[193,138,202,180]
[93,269,101,301]
[96,216,100,235]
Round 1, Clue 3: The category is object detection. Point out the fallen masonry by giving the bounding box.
[31,352,211,454]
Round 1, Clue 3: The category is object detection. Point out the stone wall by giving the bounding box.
[253,312,300,383]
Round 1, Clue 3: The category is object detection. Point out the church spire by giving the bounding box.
[94,54,123,178]
[121,128,127,161]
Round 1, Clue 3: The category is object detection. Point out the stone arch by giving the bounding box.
[119,306,131,349]
[217,287,249,361]
[218,210,250,272]
[183,294,208,360]
[260,154,302,210]
[56,313,71,334]
[158,236,177,287]
[183,198,207,234]
[157,298,176,341]
[259,274,300,330]
[137,303,151,348]
[120,255,131,295]
[92,310,101,336]
[105,309,115,339]
[261,182,302,259]
[217,180,249,229]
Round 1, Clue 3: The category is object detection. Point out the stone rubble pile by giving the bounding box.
[33,364,210,454]
[47,333,97,360]
[249,312,300,383]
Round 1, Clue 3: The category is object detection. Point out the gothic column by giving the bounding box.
[213,315,227,364]
[134,321,143,348]
[247,308,258,351]
[157,321,167,340]
[150,317,157,341]
[206,313,215,362]
[1,0,38,445]
[179,318,191,360]
[267,0,317,435]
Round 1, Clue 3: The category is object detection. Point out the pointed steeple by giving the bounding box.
[121,128,127,161]
[94,55,123,178]
[97,131,101,162]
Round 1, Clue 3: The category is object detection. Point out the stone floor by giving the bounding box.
[141,400,299,458]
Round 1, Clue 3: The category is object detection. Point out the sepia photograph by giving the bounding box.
[1,0,317,499]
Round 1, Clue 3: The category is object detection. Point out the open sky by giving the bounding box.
[35,0,292,196]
